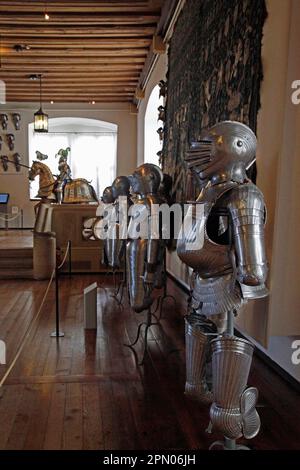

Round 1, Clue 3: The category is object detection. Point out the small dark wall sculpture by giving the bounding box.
[6,134,15,151]
[157,150,162,166]
[13,152,21,172]
[36,150,48,161]
[0,155,8,171]
[0,114,8,130]
[12,113,21,131]
[157,105,165,122]
[157,127,164,141]
[158,80,167,98]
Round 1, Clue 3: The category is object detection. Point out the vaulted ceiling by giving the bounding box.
[0,0,170,103]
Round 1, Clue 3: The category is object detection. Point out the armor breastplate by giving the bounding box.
[177,181,238,278]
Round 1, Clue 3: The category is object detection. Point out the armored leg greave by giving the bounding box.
[210,336,260,439]
[126,239,153,313]
[185,314,217,403]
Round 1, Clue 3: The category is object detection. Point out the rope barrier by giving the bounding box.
[0,240,72,392]
[0,268,55,391]
[0,212,22,222]
[57,241,71,270]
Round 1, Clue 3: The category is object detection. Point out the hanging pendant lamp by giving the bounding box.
[34,74,48,132]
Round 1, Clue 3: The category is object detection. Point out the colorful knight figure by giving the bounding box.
[57,148,72,182]
[126,163,165,312]
[177,121,268,442]
[56,147,72,203]
[104,176,131,270]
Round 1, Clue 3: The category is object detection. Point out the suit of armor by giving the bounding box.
[101,186,116,267]
[127,163,165,313]
[177,121,268,441]
[105,176,131,269]
[56,156,72,204]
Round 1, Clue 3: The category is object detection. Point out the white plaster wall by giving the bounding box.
[0,102,137,227]
[137,54,168,166]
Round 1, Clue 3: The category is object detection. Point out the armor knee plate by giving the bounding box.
[210,336,260,439]
[185,315,217,404]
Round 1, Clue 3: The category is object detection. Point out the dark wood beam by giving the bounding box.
[135,0,178,104]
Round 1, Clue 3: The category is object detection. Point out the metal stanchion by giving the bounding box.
[50,240,71,339]
[50,266,65,338]
[0,268,55,397]
[68,239,72,278]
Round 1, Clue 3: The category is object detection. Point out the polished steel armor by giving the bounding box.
[105,176,131,269]
[101,186,116,267]
[126,163,165,313]
[177,121,268,442]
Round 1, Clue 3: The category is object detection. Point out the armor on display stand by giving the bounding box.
[108,176,131,270]
[101,186,116,267]
[109,176,132,305]
[177,121,268,449]
[125,163,166,364]
[126,163,165,312]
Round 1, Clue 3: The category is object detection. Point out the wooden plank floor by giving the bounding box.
[0,274,299,450]
[0,229,33,249]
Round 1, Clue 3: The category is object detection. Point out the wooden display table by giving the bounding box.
[51,203,105,273]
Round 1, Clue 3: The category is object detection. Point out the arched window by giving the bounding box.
[144,85,164,166]
[28,117,117,199]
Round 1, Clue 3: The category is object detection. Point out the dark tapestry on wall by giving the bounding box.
[162,0,267,201]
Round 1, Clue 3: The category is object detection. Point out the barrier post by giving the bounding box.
[50,262,65,338]
[68,240,72,278]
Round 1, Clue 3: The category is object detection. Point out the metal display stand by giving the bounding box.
[110,248,128,307]
[124,302,160,366]
[156,251,177,320]
[50,240,72,338]
[124,251,177,365]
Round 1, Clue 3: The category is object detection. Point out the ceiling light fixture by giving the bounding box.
[34,74,48,133]
[44,0,50,20]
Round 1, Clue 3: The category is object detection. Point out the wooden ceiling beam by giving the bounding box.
[7,93,133,102]
[0,14,160,26]
[0,72,139,82]
[0,0,164,103]
[1,64,143,71]
[0,70,140,76]
[0,2,162,14]
[1,81,139,87]
[7,101,133,105]
[4,80,138,86]
[136,0,178,102]
[7,97,134,102]
[7,86,136,92]
[4,49,148,58]
[0,26,156,37]
[1,38,152,48]
[2,56,146,64]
